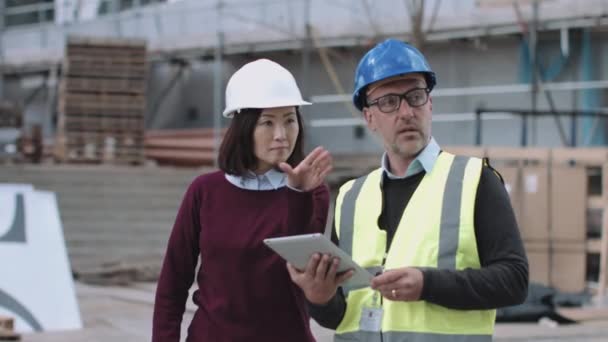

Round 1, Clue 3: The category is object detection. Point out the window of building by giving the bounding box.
[98,0,167,15]
[4,0,54,27]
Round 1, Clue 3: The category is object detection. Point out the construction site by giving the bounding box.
[1,0,608,340]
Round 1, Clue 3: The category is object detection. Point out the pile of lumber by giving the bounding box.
[144,128,225,167]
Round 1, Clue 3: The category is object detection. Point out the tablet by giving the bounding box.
[263,233,374,289]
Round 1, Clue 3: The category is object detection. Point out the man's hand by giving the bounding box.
[370,267,424,302]
[287,253,354,305]
[279,146,332,192]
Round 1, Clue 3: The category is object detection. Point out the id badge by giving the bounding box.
[359,307,383,332]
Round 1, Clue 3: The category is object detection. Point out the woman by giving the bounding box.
[152,59,332,342]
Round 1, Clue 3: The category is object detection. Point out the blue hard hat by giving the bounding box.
[352,39,436,111]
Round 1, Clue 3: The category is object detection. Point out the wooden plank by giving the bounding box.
[145,149,215,159]
[145,149,216,166]
[65,124,144,135]
[66,55,146,64]
[63,115,143,126]
[59,103,144,117]
[61,92,145,104]
[64,117,143,130]
[64,56,148,69]
[65,68,146,79]
[144,137,215,150]
[64,131,144,139]
[145,128,227,139]
[65,60,146,72]
[62,77,146,95]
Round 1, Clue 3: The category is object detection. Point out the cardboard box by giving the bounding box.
[550,241,587,293]
[550,167,587,242]
[519,166,550,241]
[552,148,608,166]
[486,147,550,165]
[524,241,550,285]
[495,165,522,230]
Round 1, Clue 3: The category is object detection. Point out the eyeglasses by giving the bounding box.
[366,88,430,113]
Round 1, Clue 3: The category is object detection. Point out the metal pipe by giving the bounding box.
[300,0,311,118]
[309,108,608,128]
[521,113,528,147]
[528,0,539,147]
[149,62,187,127]
[477,108,608,117]
[571,89,577,147]
[475,109,482,146]
[213,1,224,169]
[311,80,608,103]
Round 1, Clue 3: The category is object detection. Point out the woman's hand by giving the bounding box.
[279,146,332,192]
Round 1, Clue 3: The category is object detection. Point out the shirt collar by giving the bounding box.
[225,168,287,191]
[381,137,441,180]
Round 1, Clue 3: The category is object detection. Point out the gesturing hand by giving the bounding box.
[279,146,332,192]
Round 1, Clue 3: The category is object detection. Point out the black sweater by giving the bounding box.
[309,165,529,329]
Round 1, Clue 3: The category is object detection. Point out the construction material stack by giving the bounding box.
[55,37,147,164]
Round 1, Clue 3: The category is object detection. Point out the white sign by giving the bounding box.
[524,174,539,194]
[0,184,82,333]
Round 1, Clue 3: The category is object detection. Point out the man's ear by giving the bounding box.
[363,108,375,131]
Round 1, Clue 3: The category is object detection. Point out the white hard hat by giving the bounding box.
[223,59,311,118]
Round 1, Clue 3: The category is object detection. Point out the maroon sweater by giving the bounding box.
[152,170,330,342]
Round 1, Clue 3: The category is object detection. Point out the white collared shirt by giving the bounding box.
[381,137,441,179]
[225,168,287,191]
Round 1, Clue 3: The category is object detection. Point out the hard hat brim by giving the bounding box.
[222,100,312,118]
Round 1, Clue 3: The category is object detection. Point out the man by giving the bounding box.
[288,39,529,341]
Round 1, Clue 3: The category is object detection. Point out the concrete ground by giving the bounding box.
[17,282,608,342]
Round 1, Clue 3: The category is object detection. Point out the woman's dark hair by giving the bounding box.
[218,108,305,176]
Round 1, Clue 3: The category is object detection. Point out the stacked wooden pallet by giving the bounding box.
[55,37,147,164]
[144,128,226,167]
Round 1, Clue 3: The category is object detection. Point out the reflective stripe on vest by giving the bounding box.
[335,330,492,342]
[334,153,495,341]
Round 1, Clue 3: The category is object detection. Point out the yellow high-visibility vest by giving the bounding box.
[334,152,496,342]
